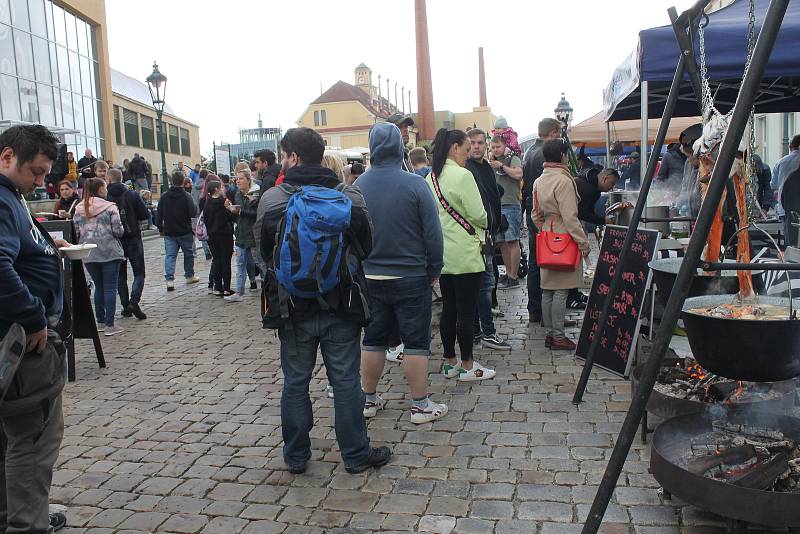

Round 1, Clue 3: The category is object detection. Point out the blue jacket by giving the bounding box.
[356,123,443,279]
[0,174,63,338]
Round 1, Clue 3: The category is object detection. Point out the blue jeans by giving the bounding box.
[85,260,122,326]
[474,255,496,336]
[163,234,195,281]
[279,312,371,470]
[527,213,542,314]
[118,237,145,308]
[235,245,256,293]
[362,276,432,355]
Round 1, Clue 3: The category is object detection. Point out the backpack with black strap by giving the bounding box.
[261,182,370,329]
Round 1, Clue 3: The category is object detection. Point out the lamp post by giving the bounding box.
[145,62,168,194]
[554,92,573,135]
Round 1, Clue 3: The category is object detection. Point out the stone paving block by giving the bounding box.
[157,513,208,534]
[307,509,351,528]
[427,497,469,517]
[453,518,495,533]
[280,487,328,507]
[517,484,572,503]
[374,494,429,514]
[418,515,457,534]
[472,483,515,500]
[199,516,249,533]
[629,505,680,526]
[518,501,575,522]
[115,511,170,531]
[395,479,435,495]
[85,509,134,528]
[470,500,514,520]
[433,481,470,498]
[322,489,379,512]
[495,519,540,534]
[382,513,420,530]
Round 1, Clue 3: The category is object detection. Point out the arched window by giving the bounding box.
[313,110,320,126]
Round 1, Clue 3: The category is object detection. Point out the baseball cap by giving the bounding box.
[387,113,414,127]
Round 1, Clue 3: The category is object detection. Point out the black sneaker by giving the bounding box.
[481,333,512,351]
[345,446,392,474]
[566,296,587,310]
[50,511,67,531]
[121,307,133,318]
[128,303,147,320]
[287,464,307,475]
[250,281,258,290]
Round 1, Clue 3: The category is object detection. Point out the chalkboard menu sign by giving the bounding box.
[576,225,660,377]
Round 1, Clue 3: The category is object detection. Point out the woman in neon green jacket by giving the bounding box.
[426,128,496,382]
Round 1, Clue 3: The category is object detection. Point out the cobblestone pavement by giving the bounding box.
[53,237,771,534]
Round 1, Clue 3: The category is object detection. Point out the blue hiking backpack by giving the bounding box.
[275,184,352,299]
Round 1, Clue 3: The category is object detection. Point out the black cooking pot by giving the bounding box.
[649,257,763,308]
[681,295,800,382]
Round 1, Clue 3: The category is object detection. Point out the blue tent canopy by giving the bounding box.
[604,0,800,121]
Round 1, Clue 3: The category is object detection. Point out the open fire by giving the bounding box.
[654,358,782,404]
[687,420,800,492]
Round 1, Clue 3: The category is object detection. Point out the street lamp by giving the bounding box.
[145,62,168,194]
[554,92,573,135]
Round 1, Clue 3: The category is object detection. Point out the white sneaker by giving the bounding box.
[458,361,496,381]
[95,322,105,332]
[363,395,385,418]
[104,325,124,336]
[410,400,448,424]
[385,343,405,362]
[185,276,200,284]
[441,362,460,379]
[326,385,334,399]
[224,293,244,302]
[166,280,175,291]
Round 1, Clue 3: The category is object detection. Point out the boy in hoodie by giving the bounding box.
[0,124,68,533]
[258,127,390,475]
[106,168,150,320]
[357,123,447,424]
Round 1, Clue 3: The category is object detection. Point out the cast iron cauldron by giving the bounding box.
[681,295,800,382]
[649,258,763,308]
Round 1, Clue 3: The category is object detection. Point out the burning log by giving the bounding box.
[729,451,789,490]
[688,445,757,475]
[711,421,786,441]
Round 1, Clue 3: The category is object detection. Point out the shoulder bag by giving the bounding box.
[430,172,493,256]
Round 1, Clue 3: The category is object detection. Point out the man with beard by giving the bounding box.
[0,124,69,533]
[253,149,281,189]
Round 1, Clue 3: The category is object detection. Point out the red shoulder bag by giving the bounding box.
[534,188,580,271]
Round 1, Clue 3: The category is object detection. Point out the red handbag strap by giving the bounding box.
[431,172,476,236]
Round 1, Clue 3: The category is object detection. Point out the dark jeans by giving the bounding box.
[0,394,64,534]
[278,312,371,470]
[163,234,195,281]
[362,276,432,355]
[527,213,542,314]
[85,260,122,326]
[474,255,496,336]
[208,233,233,292]
[439,272,482,362]
[118,236,145,308]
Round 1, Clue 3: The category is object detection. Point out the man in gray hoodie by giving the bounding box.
[357,123,447,425]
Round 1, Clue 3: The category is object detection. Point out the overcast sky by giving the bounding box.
[106,0,695,158]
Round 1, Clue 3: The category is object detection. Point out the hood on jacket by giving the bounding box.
[283,164,341,189]
[369,123,404,167]
[106,182,128,198]
[75,196,116,218]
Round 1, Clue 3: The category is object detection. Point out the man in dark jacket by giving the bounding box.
[576,168,618,228]
[128,153,148,191]
[253,149,280,189]
[77,147,97,187]
[358,122,447,424]
[107,168,149,319]
[0,124,67,534]
[657,142,686,184]
[522,118,561,323]
[156,171,200,291]
[258,127,390,475]
[465,128,510,350]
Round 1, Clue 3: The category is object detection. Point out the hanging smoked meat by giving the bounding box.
[699,153,725,266]
[732,156,753,299]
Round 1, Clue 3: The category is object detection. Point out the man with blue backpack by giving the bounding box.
[258,127,391,475]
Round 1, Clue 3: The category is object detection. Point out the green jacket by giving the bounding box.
[426,159,487,275]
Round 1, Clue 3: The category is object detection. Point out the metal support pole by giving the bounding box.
[573,53,688,405]
[157,110,168,195]
[581,3,789,532]
[640,81,648,185]
[669,6,707,114]
[605,121,611,168]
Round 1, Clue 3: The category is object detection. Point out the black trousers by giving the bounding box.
[439,272,482,363]
[208,234,233,292]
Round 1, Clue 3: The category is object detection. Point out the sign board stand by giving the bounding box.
[575,225,660,377]
[41,220,105,381]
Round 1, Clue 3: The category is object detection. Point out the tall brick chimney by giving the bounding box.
[478,47,487,108]
[414,0,435,141]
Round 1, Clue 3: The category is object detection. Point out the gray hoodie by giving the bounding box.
[355,123,443,278]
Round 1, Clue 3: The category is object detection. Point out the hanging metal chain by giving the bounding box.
[743,0,763,222]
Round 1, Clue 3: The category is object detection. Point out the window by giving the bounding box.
[313,110,319,127]
[168,124,179,154]
[113,105,121,144]
[141,115,155,149]
[0,74,20,120]
[321,109,327,126]
[180,127,190,156]
[13,29,33,80]
[123,108,139,147]
[32,36,50,83]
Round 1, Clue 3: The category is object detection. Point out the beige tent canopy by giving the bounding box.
[568,111,701,148]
